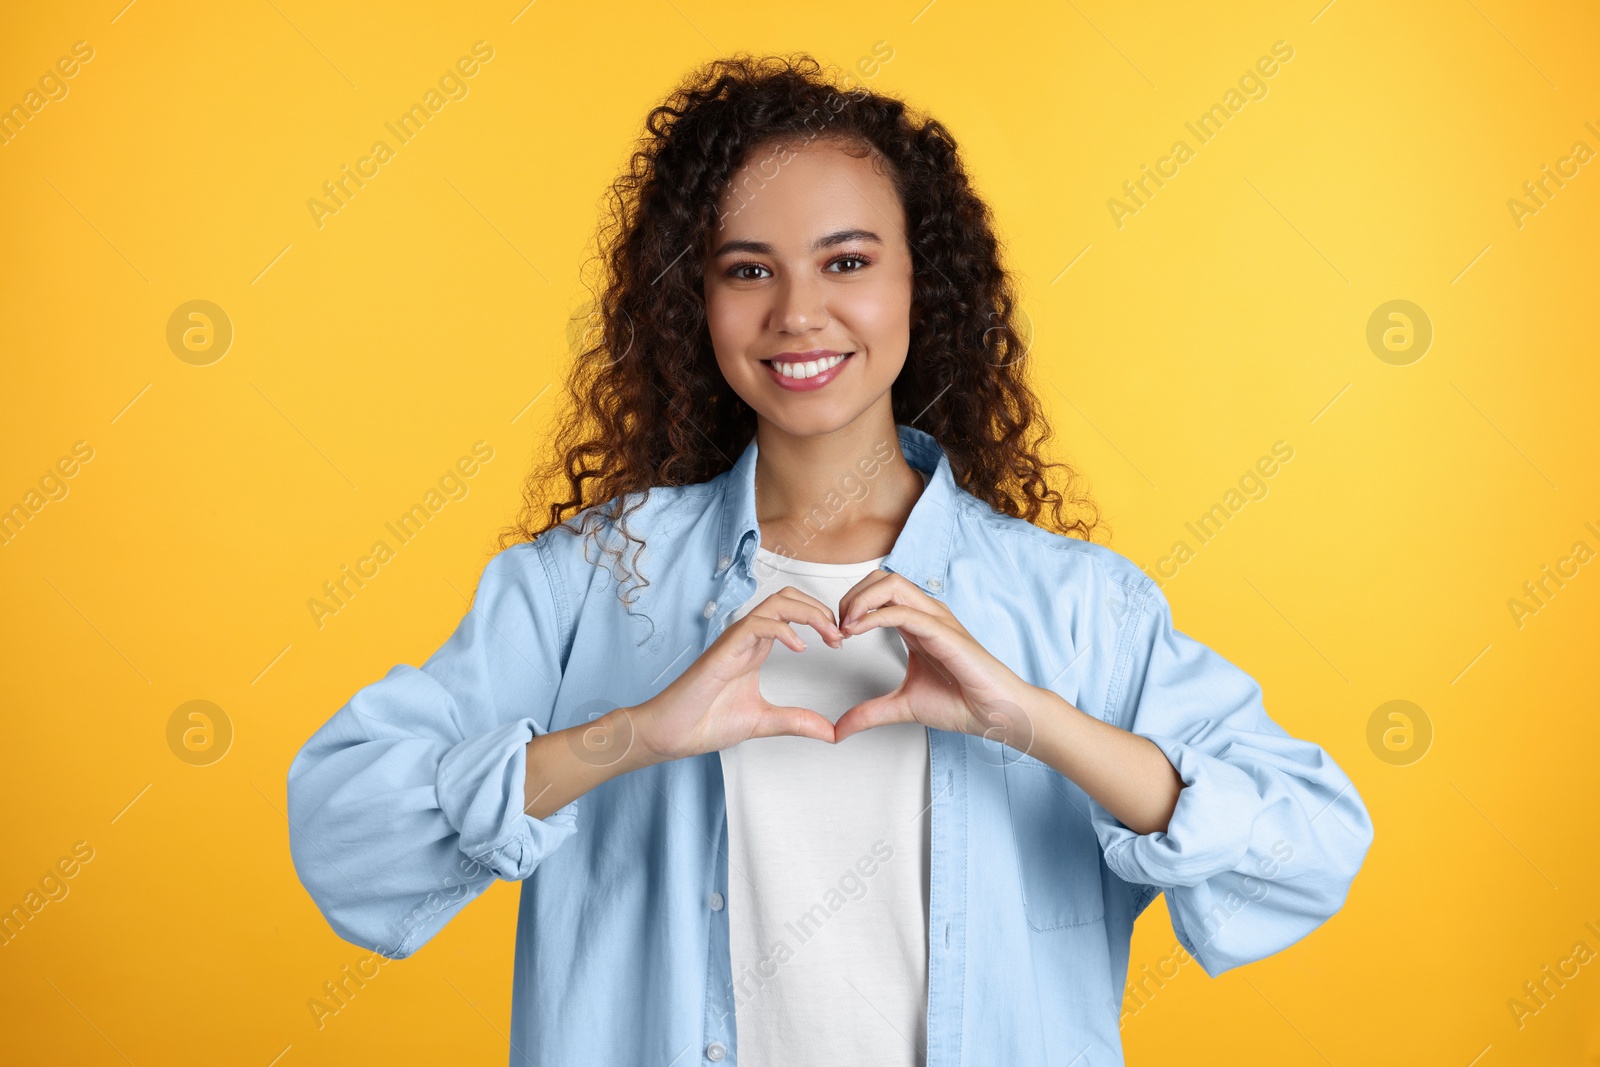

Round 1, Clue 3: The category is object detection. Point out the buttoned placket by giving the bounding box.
[923,727,966,1066]
[888,570,963,1067]
[701,531,756,1063]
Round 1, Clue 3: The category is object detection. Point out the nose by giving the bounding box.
[772,273,828,334]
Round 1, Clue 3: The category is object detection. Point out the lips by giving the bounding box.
[761,351,854,392]
[764,347,849,364]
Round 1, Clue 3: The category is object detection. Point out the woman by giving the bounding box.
[287,54,1373,1066]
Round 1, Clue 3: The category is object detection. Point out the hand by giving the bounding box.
[629,587,846,765]
[831,570,1038,749]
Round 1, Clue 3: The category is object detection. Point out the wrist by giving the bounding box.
[971,681,1052,753]
[995,683,1079,762]
[563,706,656,776]
[611,704,670,772]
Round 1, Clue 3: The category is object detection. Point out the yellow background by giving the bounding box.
[2,1,1597,1063]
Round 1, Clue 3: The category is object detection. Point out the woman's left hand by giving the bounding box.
[831,570,1041,750]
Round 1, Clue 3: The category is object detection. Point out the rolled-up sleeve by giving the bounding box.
[1089,576,1374,976]
[286,537,581,959]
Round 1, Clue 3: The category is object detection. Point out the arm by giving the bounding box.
[287,537,593,959]
[524,707,653,818]
[1050,576,1374,976]
[1019,686,1183,836]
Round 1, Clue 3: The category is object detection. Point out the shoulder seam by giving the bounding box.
[530,535,573,646]
[1102,574,1158,729]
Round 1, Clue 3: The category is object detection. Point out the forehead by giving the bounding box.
[710,138,903,243]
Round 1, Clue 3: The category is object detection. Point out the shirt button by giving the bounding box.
[709,891,724,911]
[717,554,732,571]
[703,599,718,619]
[928,577,944,591]
[706,1042,726,1061]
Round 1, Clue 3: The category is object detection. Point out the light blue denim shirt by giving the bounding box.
[287,422,1374,1066]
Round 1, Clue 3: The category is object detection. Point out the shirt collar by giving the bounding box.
[714,422,958,596]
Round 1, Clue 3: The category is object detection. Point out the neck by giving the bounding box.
[752,414,925,562]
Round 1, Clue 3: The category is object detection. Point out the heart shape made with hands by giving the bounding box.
[807,570,1039,745]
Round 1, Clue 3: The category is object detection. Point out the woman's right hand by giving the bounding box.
[628,587,846,765]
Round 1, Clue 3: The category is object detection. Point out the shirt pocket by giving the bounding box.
[1002,755,1107,930]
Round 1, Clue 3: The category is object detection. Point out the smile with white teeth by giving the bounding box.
[766,352,852,379]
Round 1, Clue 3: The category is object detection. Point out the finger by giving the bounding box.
[845,605,963,688]
[738,615,809,655]
[752,704,837,744]
[832,691,908,744]
[840,603,949,648]
[751,590,845,646]
[834,569,893,628]
[839,570,946,631]
[760,585,837,623]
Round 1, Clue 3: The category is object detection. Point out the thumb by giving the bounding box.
[754,704,837,744]
[832,692,906,743]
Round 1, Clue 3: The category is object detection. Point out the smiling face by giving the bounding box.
[703,137,916,438]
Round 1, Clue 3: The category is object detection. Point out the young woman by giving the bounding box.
[288,54,1373,1067]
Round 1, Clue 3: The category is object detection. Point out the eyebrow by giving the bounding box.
[709,228,883,259]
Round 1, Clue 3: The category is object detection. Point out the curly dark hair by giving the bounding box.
[495,51,1106,615]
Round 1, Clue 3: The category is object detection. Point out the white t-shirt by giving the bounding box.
[719,468,932,1067]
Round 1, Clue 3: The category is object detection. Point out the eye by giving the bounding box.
[826,253,871,272]
[722,253,871,281]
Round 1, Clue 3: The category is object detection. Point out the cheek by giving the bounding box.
[705,297,763,388]
[710,294,758,361]
[703,294,740,359]
[844,281,911,352]
[705,287,761,343]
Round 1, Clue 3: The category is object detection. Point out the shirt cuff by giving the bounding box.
[436,716,581,881]
[1101,731,1266,888]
